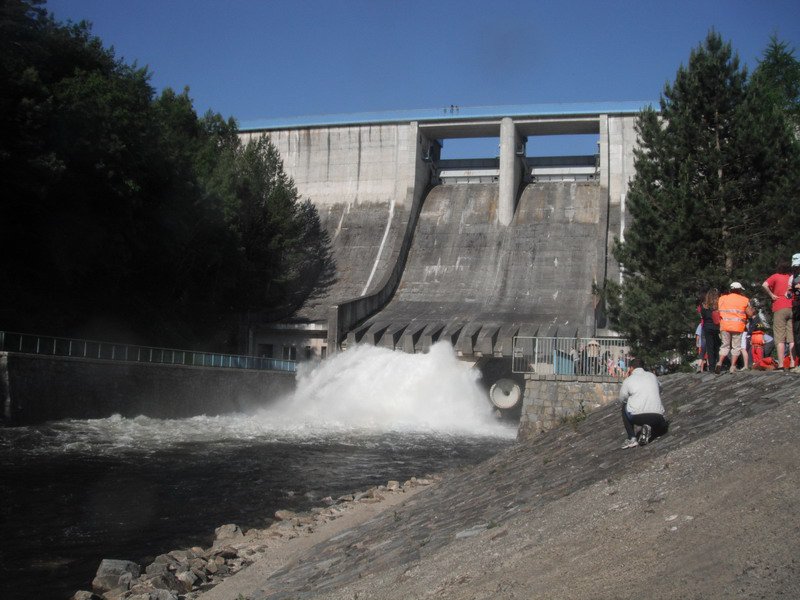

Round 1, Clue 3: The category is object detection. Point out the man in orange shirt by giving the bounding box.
[715,282,754,374]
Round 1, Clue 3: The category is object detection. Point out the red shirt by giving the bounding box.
[765,273,793,312]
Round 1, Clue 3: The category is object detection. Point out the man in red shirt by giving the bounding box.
[762,260,795,369]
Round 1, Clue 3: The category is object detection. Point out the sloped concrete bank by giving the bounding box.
[76,371,800,599]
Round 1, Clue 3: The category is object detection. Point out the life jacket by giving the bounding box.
[718,293,749,333]
[751,331,765,364]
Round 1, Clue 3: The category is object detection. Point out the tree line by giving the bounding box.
[608,31,800,365]
[0,0,332,350]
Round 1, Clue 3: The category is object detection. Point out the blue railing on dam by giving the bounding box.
[0,331,297,373]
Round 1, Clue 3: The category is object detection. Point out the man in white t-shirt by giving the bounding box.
[619,358,668,449]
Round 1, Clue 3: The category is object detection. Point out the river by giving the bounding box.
[0,343,516,599]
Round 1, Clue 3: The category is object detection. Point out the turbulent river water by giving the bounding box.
[0,343,516,599]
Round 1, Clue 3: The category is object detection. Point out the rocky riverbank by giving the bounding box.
[71,477,437,600]
[75,370,800,600]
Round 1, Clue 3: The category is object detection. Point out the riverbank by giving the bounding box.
[77,371,800,599]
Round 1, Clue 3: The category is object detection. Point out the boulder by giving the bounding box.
[70,592,100,600]
[273,509,296,521]
[211,546,238,560]
[167,549,196,563]
[175,570,198,592]
[386,480,401,491]
[92,559,141,594]
[144,571,181,592]
[100,585,128,600]
[213,524,244,544]
[145,561,170,578]
[148,591,179,600]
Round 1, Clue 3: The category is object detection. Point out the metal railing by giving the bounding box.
[512,336,629,379]
[0,331,297,373]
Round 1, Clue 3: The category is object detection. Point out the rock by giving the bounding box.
[321,495,335,505]
[175,570,198,592]
[144,571,181,592]
[386,480,401,491]
[213,524,244,544]
[190,546,207,557]
[148,591,179,600]
[190,566,208,584]
[211,546,238,560]
[274,509,297,521]
[337,494,354,502]
[168,549,196,562]
[92,559,141,594]
[71,592,100,600]
[117,571,135,589]
[100,585,128,600]
[145,561,170,578]
[205,561,219,575]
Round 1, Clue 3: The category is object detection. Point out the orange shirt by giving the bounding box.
[718,293,749,333]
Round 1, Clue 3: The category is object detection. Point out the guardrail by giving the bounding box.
[512,336,629,379]
[0,331,297,373]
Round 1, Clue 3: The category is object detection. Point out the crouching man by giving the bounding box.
[619,358,668,449]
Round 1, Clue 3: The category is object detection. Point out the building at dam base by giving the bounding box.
[237,102,647,362]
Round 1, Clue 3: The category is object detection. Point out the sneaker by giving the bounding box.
[638,424,652,446]
[714,365,721,375]
[621,437,639,449]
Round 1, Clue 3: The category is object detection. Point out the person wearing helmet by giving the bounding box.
[715,282,754,374]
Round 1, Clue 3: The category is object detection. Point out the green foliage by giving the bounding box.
[0,0,331,349]
[608,31,800,364]
[559,401,587,431]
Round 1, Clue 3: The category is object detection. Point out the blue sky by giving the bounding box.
[46,0,800,157]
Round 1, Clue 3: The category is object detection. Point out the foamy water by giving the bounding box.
[259,341,508,435]
[1,342,513,457]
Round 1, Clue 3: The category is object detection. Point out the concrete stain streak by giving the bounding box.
[361,198,395,296]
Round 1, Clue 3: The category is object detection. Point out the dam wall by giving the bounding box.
[348,180,609,355]
[238,104,644,357]
[239,122,434,337]
[0,352,296,425]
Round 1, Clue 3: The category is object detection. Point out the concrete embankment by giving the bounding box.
[1,352,295,425]
[195,370,799,600]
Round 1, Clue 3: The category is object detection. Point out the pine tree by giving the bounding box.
[608,31,800,364]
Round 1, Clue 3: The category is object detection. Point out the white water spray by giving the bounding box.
[256,341,513,436]
[3,342,513,456]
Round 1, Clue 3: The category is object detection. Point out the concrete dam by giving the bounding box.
[238,103,644,365]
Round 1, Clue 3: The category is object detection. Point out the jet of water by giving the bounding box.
[256,341,513,436]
